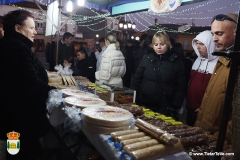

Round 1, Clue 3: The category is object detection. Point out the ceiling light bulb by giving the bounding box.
[132,22,136,29]
[119,22,123,28]
[78,0,85,6]
[123,23,127,29]
[127,21,132,28]
[66,0,73,12]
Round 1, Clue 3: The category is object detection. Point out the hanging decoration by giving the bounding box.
[149,0,181,13]
[168,0,182,11]
[149,0,169,13]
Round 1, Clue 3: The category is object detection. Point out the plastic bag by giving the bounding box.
[55,64,73,76]
[62,106,81,133]
[46,89,63,112]
[54,64,63,75]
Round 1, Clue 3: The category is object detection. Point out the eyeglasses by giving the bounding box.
[211,14,237,24]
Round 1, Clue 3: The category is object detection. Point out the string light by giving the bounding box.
[130,14,149,31]
[76,19,106,26]
[6,0,240,33]
[86,17,118,31]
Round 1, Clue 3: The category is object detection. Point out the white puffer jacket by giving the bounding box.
[95,44,126,87]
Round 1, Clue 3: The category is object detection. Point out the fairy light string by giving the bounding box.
[5,0,240,32]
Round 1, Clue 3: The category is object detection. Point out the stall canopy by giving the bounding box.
[0,0,239,32]
[1,0,209,15]
[86,0,209,15]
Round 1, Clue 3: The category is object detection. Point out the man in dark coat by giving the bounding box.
[122,39,135,88]
[57,32,75,65]
[76,49,96,83]
[86,41,97,81]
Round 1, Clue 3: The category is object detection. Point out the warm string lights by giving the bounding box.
[143,0,239,21]
[76,19,106,27]
[142,13,207,27]
[125,15,141,31]
[134,0,239,27]
[129,14,150,31]
[6,0,240,32]
[86,17,119,31]
[135,13,152,26]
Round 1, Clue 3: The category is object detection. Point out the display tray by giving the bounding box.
[81,106,134,127]
[61,88,95,97]
[64,96,106,109]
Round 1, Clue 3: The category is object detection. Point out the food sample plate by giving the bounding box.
[64,96,106,109]
[61,88,95,97]
[81,106,133,127]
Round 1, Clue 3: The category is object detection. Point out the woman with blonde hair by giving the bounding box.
[95,32,126,88]
[131,30,186,119]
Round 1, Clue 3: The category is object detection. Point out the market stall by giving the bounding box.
[47,72,234,160]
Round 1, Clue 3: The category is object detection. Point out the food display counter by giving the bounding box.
[47,75,234,160]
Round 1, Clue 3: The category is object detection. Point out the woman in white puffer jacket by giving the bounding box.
[95,32,126,88]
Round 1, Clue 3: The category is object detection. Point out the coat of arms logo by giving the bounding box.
[7,131,20,155]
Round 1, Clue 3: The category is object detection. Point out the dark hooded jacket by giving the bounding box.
[131,47,186,116]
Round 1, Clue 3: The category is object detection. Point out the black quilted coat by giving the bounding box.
[131,48,186,116]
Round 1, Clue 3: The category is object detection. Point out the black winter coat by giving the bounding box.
[131,48,186,116]
[0,32,56,140]
[77,56,96,83]
[58,39,75,65]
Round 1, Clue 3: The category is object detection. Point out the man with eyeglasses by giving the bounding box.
[194,13,238,142]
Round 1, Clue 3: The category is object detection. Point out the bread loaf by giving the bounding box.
[116,132,146,142]
[111,130,139,141]
[123,139,159,154]
[120,136,152,146]
[130,141,184,160]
